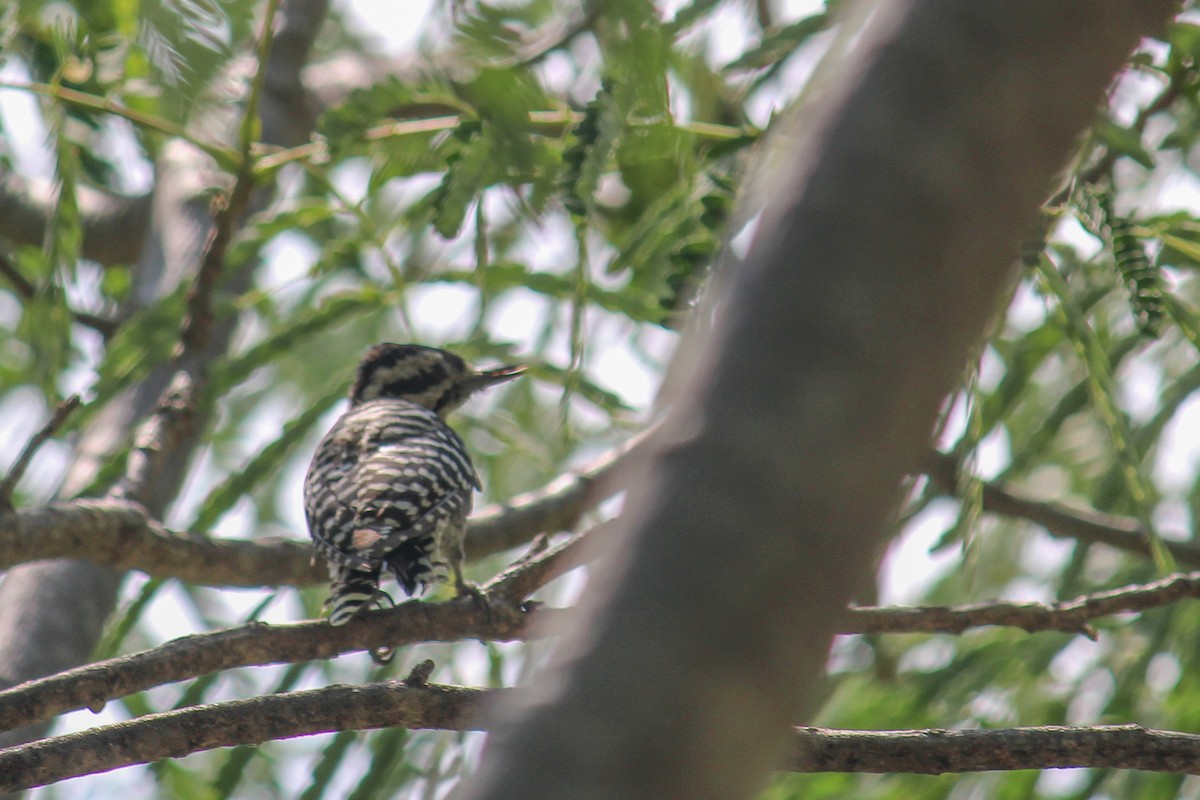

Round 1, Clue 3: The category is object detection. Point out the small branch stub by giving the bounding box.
[404,659,436,687]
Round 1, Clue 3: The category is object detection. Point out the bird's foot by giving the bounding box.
[454,578,492,622]
[375,588,397,610]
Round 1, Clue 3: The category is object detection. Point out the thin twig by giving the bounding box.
[175,4,271,358]
[255,111,748,173]
[484,522,607,601]
[467,427,652,559]
[174,137,258,358]
[0,395,81,511]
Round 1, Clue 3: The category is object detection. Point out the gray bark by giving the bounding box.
[454,2,1181,799]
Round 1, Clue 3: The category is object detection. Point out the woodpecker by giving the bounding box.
[304,343,524,633]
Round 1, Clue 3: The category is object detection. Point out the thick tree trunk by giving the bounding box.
[455,2,1181,799]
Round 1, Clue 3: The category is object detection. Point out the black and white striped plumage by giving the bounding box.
[304,344,523,629]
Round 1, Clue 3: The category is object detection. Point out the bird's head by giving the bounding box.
[350,343,525,416]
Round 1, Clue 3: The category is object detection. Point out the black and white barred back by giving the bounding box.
[304,399,478,624]
[304,344,523,628]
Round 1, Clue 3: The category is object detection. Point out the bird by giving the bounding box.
[303,343,524,638]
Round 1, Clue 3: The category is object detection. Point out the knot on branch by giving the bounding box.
[403,659,436,687]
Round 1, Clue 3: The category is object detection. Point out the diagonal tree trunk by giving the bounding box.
[454,1,1182,799]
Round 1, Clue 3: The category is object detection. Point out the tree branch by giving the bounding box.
[484,523,606,601]
[6,678,1200,793]
[0,680,488,793]
[0,596,547,738]
[4,507,1199,786]
[0,511,598,737]
[789,724,1200,774]
[0,500,323,586]
[926,451,1200,567]
[0,430,644,586]
[845,569,1200,636]
[7,431,1177,596]
[109,374,196,504]
[6,448,1196,740]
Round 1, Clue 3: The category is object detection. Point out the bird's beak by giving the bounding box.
[467,363,526,393]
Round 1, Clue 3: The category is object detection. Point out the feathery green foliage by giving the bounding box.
[6,2,1200,799]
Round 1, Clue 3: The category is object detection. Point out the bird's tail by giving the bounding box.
[326,565,381,626]
[384,536,439,596]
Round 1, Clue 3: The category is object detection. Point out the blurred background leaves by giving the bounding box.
[4,1,1200,798]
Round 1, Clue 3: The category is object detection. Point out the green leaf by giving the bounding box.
[427,123,498,238]
[94,578,165,660]
[1167,20,1200,58]
[1160,227,1200,267]
[1034,258,1170,571]
[367,132,452,187]
[298,730,359,800]
[457,68,544,171]
[605,0,671,120]
[13,278,73,399]
[135,0,255,123]
[1095,118,1155,169]
[320,75,422,144]
[615,122,692,216]
[346,729,410,800]
[665,0,726,36]
[561,80,620,217]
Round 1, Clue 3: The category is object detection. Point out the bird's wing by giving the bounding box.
[336,416,478,561]
[305,401,481,571]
